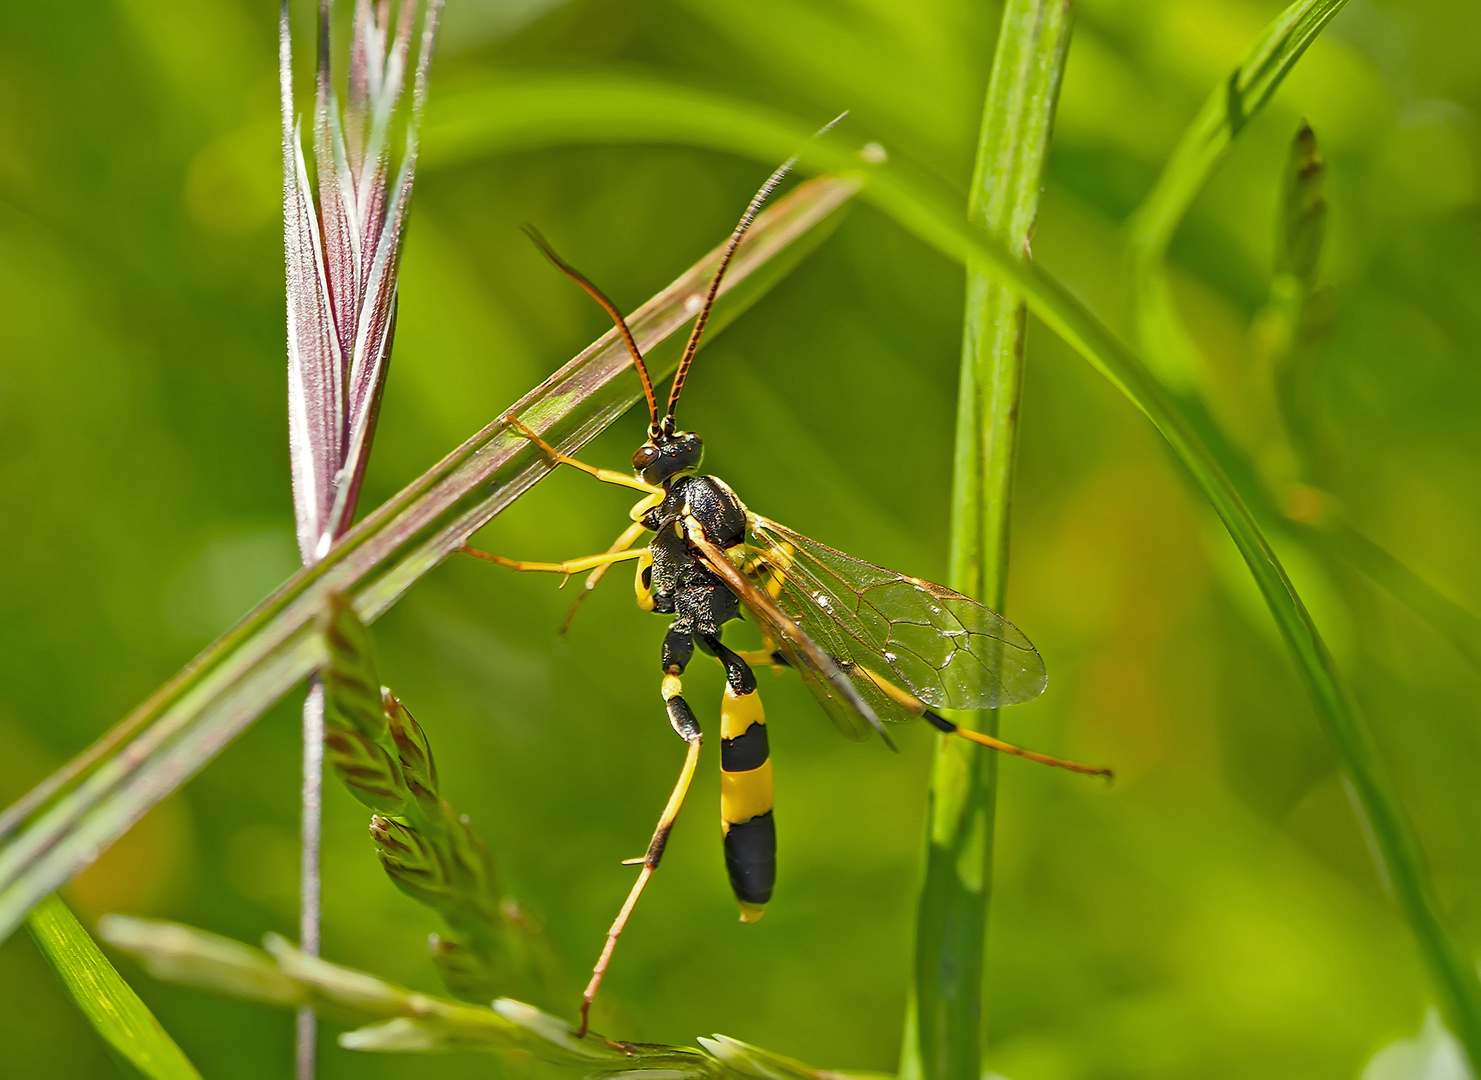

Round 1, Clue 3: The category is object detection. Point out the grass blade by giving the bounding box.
[902,4,1072,1080]
[99,917,859,1078]
[1124,0,1351,387]
[0,174,858,945]
[862,161,1481,1073]
[27,896,201,1080]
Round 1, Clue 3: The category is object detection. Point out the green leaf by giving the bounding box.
[903,4,1072,1080]
[27,896,201,1080]
[1123,4,1481,679]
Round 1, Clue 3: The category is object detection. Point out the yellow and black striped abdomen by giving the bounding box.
[720,683,774,922]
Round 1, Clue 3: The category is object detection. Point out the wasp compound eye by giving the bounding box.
[633,445,660,471]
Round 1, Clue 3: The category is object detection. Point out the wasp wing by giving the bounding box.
[682,523,888,744]
[745,515,1047,713]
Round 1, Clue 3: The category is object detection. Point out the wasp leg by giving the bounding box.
[561,519,651,633]
[851,662,1112,779]
[578,625,703,1038]
[506,417,661,495]
[736,542,796,601]
[704,636,774,923]
[920,710,1112,778]
[731,649,791,672]
[460,545,645,585]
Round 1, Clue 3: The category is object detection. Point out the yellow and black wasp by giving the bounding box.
[464,154,1110,1036]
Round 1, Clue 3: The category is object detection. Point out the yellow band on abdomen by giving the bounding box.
[721,760,773,826]
[720,684,765,739]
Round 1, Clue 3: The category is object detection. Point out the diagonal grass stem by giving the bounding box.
[0,175,858,944]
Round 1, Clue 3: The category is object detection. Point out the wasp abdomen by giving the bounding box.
[719,682,774,920]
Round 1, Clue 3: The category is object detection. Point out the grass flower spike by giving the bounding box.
[281,0,443,563]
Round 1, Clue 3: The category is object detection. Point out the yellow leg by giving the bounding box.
[852,662,1113,779]
[579,733,702,1038]
[731,649,789,672]
[950,725,1113,779]
[507,417,661,495]
[737,543,796,601]
[561,519,650,633]
[461,544,645,583]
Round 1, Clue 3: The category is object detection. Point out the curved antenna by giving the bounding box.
[663,158,795,427]
[664,112,846,427]
[522,225,660,432]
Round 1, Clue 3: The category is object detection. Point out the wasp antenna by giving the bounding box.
[664,114,848,426]
[663,159,794,426]
[816,110,849,137]
[522,224,660,432]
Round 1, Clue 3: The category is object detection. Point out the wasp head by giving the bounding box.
[633,427,704,486]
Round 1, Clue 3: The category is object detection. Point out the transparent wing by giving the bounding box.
[681,525,885,743]
[744,515,1047,714]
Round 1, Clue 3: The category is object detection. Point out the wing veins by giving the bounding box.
[682,519,891,744]
[746,514,1047,710]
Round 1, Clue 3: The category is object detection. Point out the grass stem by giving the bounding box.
[901,5,1071,1080]
[296,682,324,1080]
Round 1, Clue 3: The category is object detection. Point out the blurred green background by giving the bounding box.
[2,0,1480,1077]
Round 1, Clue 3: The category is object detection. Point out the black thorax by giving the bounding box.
[644,475,747,641]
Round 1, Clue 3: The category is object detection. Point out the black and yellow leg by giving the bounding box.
[461,544,646,584]
[707,638,774,922]
[507,417,662,495]
[578,627,704,1038]
[854,663,1113,779]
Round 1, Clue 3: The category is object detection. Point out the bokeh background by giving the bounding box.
[3,0,1481,1077]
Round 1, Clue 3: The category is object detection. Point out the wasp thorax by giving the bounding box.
[635,430,704,485]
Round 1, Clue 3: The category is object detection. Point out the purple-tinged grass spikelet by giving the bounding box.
[281,0,443,566]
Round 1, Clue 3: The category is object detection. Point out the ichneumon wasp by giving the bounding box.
[463,151,1112,1037]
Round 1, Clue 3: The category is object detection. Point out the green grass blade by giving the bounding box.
[27,896,201,1080]
[857,164,1481,1070]
[100,916,857,1078]
[1125,0,1351,386]
[902,5,1072,1080]
[1129,22,1481,677]
[1322,523,1481,673]
[0,175,858,945]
